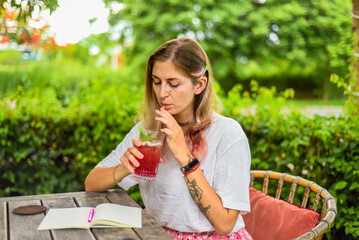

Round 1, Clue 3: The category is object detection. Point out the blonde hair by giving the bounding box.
[142,37,219,159]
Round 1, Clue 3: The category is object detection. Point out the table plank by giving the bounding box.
[2,190,173,240]
[75,192,141,240]
[8,199,51,240]
[0,202,8,240]
[106,190,173,240]
[0,191,103,202]
[41,197,96,240]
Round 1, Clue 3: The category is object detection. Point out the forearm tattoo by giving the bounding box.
[184,176,211,216]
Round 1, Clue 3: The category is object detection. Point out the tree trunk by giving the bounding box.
[351,0,359,114]
[323,73,329,102]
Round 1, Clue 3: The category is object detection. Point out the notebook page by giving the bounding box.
[91,203,141,228]
[38,207,92,230]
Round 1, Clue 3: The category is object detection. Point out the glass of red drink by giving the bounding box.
[133,129,163,181]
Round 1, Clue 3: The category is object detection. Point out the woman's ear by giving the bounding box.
[194,76,208,95]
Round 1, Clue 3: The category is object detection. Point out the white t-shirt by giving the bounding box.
[96,112,251,233]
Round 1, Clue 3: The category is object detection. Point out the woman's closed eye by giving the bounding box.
[153,80,179,88]
[169,83,179,88]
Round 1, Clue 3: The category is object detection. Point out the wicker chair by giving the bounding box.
[249,170,337,240]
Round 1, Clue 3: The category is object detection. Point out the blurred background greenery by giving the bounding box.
[1,0,358,239]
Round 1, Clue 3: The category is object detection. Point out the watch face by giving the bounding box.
[189,160,197,168]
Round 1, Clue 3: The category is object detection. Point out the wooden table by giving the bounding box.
[0,189,173,240]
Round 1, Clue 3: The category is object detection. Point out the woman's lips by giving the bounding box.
[161,104,171,110]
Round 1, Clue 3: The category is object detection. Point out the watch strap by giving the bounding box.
[180,158,200,174]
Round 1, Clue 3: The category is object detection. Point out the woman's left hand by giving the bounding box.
[155,107,191,166]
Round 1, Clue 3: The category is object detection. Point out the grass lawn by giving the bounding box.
[286,98,346,107]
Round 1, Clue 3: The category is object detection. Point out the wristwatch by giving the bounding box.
[180,158,200,175]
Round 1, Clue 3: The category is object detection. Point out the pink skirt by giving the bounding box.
[163,227,253,240]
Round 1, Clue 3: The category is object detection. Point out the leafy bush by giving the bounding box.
[0,58,113,98]
[0,62,143,200]
[0,50,23,65]
[221,81,359,238]
[0,62,358,238]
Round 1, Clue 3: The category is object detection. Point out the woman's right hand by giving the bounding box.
[120,138,143,173]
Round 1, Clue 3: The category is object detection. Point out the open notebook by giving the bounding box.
[38,203,142,230]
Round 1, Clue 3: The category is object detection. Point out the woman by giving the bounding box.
[85,37,252,240]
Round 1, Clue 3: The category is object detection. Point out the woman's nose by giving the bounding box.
[159,83,170,99]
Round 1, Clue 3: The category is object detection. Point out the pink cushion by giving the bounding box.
[242,187,320,240]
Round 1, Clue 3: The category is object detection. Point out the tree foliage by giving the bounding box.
[0,0,59,23]
[104,0,352,96]
[350,0,359,113]
[0,0,60,49]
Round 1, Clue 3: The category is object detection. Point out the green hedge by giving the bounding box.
[221,83,359,238]
[0,65,143,197]
[1,65,358,238]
